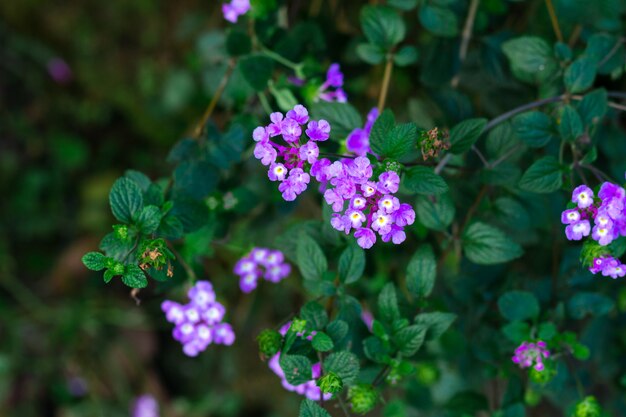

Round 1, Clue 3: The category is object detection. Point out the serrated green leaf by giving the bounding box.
[135,205,162,234]
[404,166,448,195]
[82,252,107,271]
[299,399,332,417]
[406,244,436,297]
[326,320,349,345]
[462,222,523,265]
[357,43,385,65]
[324,351,360,386]
[296,233,327,281]
[502,36,557,84]
[577,89,608,127]
[239,54,274,91]
[414,312,456,341]
[564,56,596,93]
[518,156,563,193]
[394,45,418,66]
[370,110,417,158]
[558,105,583,142]
[415,193,455,231]
[512,111,554,148]
[502,321,531,343]
[498,291,539,321]
[109,178,144,224]
[449,118,487,154]
[360,5,406,49]
[311,332,334,352]
[419,5,458,37]
[300,301,329,330]
[393,324,426,356]
[280,354,313,385]
[378,282,400,322]
[338,244,366,284]
[121,264,148,288]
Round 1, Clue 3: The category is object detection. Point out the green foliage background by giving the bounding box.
[1,0,626,416]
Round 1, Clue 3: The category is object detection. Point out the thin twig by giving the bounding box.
[378,55,394,112]
[491,145,521,169]
[568,24,582,47]
[193,58,237,138]
[451,0,481,88]
[545,0,564,42]
[472,145,489,167]
[597,38,625,68]
[461,185,489,231]
[337,395,351,417]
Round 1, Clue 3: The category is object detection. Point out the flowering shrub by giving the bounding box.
[66,0,626,415]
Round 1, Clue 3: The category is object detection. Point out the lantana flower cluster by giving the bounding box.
[253,104,415,249]
[267,322,331,402]
[222,0,250,23]
[562,181,626,278]
[511,341,550,372]
[233,248,291,293]
[161,281,235,356]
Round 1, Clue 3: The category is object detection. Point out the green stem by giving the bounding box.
[261,47,304,75]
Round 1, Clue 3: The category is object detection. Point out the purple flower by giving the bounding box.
[324,189,345,212]
[162,301,185,325]
[264,250,285,266]
[317,63,347,103]
[346,157,373,184]
[203,302,226,325]
[311,158,331,182]
[47,58,73,85]
[394,203,415,227]
[346,209,366,228]
[187,281,216,307]
[512,341,550,372]
[361,181,377,197]
[381,225,406,244]
[378,171,400,194]
[324,63,343,88]
[281,118,302,143]
[565,220,591,240]
[239,273,258,293]
[222,0,251,23]
[132,395,159,417]
[350,195,367,210]
[598,182,625,201]
[331,214,351,233]
[378,195,400,214]
[561,209,581,224]
[287,104,309,124]
[355,228,376,249]
[234,248,291,291]
[267,112,285,136]
[268,163,288,181]
[265,263,291,283]
[305,120,331,141]
[572,185,594,209]
[592,223,615,246]
[299,141,319,164]
[372,210,393,235]
[602,259,626,279]
[213,323,236,345]
[254,142,277,166]
[346,107,378,156]
[253,126,269,142]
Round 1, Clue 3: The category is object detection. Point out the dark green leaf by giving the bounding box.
[558,105,583,142]
[296,234,328,281]
[280,354,313,385]
[404,166,448,195]
[311,332,334,352]
[378,282,400,322]
[360,5,406,49]
[135,205,162,234]
[338,244,366,284]
[239,54,274,91]
[577,89,608,127]
[498,291,540,321]
[357,43,385,65]
[462,222,523,265]
[406,244,436,297]
[326,320,349,345]
[109,178,144,223]
[564,56,596,93]
[415,193,455,231]
[419,5,458,37]
[324,351,360,386]
[414,312,456,341]
[394,46,419,67]
[82,252,107,271]
[518,156,563,193]
[393,324,426,356]
[568,292,615,319]
[502,36,557,83]
[512,111,554,148]
[300,301,329,330]
[299,399,332,417]
[121,264,148,288]
[173,161,218,200]
[226,29,251,57]
[449,118,487,154]
[502,321,531,343]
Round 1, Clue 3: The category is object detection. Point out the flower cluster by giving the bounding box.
[316,63,347,103]
[253,104,330,201]
[511,341,550,372]
[233,248,291,293]
[562,181,626,277]
[222,0,250,23]
[318,158,415,249]
[346,107,378,156]
[132,395,159,417]
[161,281,235,356]
[267,322,331,402]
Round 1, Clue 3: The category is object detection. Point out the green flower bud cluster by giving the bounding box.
[257,329,282,357]
[316,371,343,394]
[348,384,378,414]
[572,396,602,417]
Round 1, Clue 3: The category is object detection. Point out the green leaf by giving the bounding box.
[394,45,419,67]
[577,89,608,127]
[518,156,563,193]
[370,109,395,151]
[406,244,436,297]
[393,324,426,356]
[280,354,313,385]
[378,282,400,322]
[585,33,625,75]
[324,351,360,386]
[419,5,458,37]
[135,205,162,234]
[82,252,107,271]
[121,264,148,288]
[377,124,417,159]
[568,292,615,319]
[296,233,328,281]
[388,0,418,10]
[538,322,557,340]
[311,332,334,352]
[404,166,449,195]
[357,43,385,65]
[310,102,362,140]
[414,312,456,341]
[299,399,332,417]
[564,56,597,93]
[173,161,218,200]
[300,301,329,330]
[326,320,349,345]
[415,193,455,231]
[338,244,366,284]
[502,36,557,84]
[449,118,487,154]
[239,54,274,91]
[360,5,406,49]
[225,29,251,57]
[462,222,523,265]
[103,269,116,283]
[498,291,540,321]
[558,105,583,142]
[501,321,531,343]
[512,111,554,148]
[270,87,298,112]
[109,178,144,223]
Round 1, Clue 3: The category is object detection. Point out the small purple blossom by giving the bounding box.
[346,108,378,156]
[254,142,277,166]
[306,120,331,141]
[589,255,626,278]
[572,185,594,209]
[354,228,376,249]
[222,0,251,23]
[317,63,347,103]
[287,104,309,124]
[378,171,400,194]
[132,395,159,417]
[234,247,291,292]
[565,220,591,240]
[561,209,581,224]
[299,141,319,164]
[512,341,550,372]
[161,280,235,356]
[47,58,73,85]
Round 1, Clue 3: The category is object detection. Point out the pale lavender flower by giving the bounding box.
[132,395,159,417]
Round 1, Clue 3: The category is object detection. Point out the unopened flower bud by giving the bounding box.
[317,371,343,394]
[572,396,602,417]
[257,329,282,357]
[348,384,378,414]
